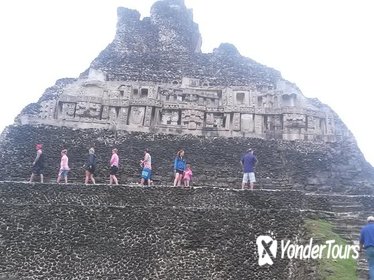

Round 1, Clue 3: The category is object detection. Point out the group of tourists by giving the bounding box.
[29,144,121,185]
[28,144,197,187]
[28,144,258,189]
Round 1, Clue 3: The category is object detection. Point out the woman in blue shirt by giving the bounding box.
[173,149,186,187]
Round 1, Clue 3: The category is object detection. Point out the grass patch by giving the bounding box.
[304,218,357,280]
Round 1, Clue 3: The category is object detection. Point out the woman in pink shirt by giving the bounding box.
[109,148,119,185]
[57,149,70,184]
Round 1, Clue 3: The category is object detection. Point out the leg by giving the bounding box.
[366,247,374,280]
[109,175,113,185]
[57,175,61,184]
[113,175,118,185]
[140,178,144,185]
[173,172,179,187]
[242,173,248,190]
[40,174,44,183]
[241,182,246,189]
[249,172,256,191]
[64,175,68,184]
[177,173,182,187]
[90,174,96,184]
[85,170,90,184]
[29,173,35,183]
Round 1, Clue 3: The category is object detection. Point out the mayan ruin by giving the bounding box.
[16,1,349,142]
[1,0,374,279]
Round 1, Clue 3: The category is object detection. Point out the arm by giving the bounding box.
[33,150,41,165]
[174,158,177,171]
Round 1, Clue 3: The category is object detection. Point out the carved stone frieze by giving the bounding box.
[129,106,145,125]
[75,102,102,119]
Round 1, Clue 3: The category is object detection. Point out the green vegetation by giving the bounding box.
[304,218,358,280]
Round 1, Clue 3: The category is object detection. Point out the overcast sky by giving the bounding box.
[0,0,373,165]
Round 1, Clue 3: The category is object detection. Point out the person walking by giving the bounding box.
[109,148,119,185]
[29,144,45,183]
[84,148,96,185]
[360,216,374,279]
[140,148,152,187]
[173,150,186,187]
[240,148,258,190]
[57,149,70,184]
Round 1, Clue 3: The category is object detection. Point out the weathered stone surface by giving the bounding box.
[0,182,313,280]
[14,0,351,141]
[0,125,373,193]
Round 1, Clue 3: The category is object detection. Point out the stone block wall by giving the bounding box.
[0,182,311,280]
[0,125,373,193]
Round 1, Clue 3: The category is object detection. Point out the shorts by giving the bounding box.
[176,169,184,175]
[85,166,95,174]
[110,166,118,175]
[141,168,152,180]
[242,172,256,183]
[59,170,69,177]
[32,165,44,175]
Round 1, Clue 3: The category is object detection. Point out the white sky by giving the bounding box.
[0,0,373,165]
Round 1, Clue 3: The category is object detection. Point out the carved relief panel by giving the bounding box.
[118,107,129,124]
[101,106,109,120]
[307,116,317,131]
[205,113,214,127]
[326,115,335,134]
[241,114,254,132]
[75,102,101,119]
[206,113,224,128]
[129,106,145,126]
[227,91,233,106]
[61,103,76,119]
[232,113,241,131]
[118,85,131,99]
[109,107,118,122]
[254,115,263,134]
[283,113,306,129]
[181,110,203,130]
[39,100,56,119]
[161,110,180,126]
[144,106,153,127]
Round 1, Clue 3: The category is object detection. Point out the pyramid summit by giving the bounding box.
[17,0,348,141]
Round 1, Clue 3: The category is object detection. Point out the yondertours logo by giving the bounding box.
[256,235,359,266]
[257,235,278,266]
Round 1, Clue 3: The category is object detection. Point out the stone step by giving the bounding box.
[331,205,367,212]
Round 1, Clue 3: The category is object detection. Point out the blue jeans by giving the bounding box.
[366,246,374,280]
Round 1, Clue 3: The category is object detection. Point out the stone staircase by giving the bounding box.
[307,193,374,280]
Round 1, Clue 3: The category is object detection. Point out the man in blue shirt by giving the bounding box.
[240,148,258,190]
[360,216,374,279]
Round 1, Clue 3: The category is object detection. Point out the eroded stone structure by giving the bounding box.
[16,0,351,141]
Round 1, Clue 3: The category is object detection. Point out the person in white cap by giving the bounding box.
[360,216,374,279]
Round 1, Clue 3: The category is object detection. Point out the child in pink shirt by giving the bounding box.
[183,164,193,187]
[57,149,70,184]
